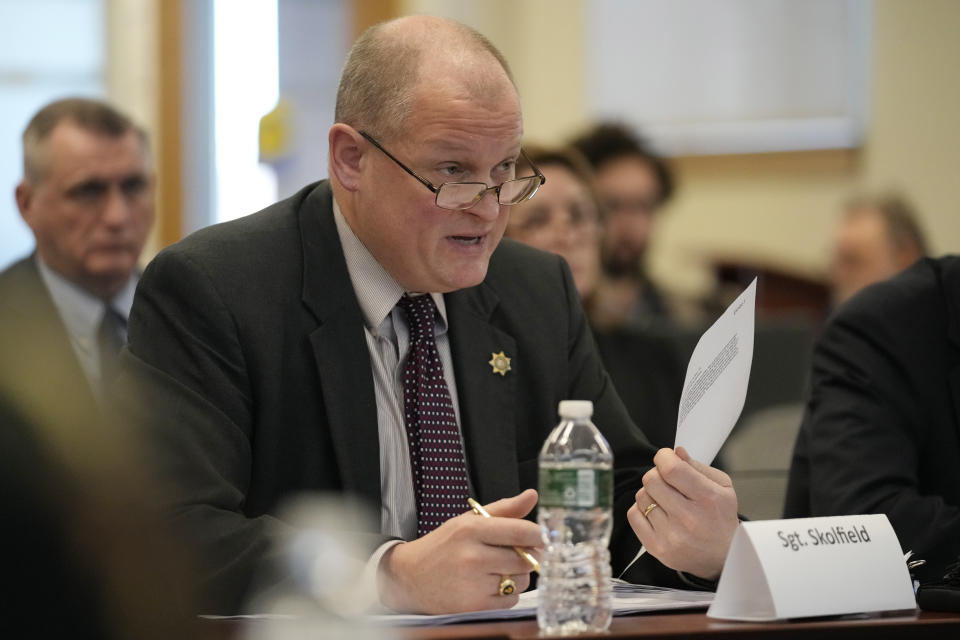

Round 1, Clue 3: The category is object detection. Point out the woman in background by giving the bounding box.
[506,146,684,448]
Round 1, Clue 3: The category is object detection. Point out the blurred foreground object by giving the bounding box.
[0,388,203,639]
[1,243,202,637]
[242,496,393,640]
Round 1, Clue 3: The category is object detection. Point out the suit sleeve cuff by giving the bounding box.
[676,569,718,591]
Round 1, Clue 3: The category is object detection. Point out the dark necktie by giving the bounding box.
[397,294,471,537]
[97,305,126,389]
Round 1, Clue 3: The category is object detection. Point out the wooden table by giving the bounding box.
[205,607,960,639]
[392,608,960,639]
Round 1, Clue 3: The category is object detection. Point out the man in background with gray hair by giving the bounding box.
[828,193,928,306]
[0,98,154,399]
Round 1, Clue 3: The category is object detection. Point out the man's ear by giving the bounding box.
[14,181,35,228]
[328,124,365,192]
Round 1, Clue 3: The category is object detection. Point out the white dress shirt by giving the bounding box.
[332,199,475,541]
[36,256,137,392]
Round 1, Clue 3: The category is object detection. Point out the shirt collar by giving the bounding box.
[36,256,137,337]
[332,197,448,334]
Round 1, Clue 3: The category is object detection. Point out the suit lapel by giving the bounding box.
[8,257,93,385]
[299,184,381,510]
[0,256,99,419]
[446,284,520,503]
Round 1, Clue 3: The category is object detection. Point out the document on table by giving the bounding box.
[200,584,713,628]
[368,582,714,627]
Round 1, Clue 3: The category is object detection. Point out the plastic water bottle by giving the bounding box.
[537,400,613,635]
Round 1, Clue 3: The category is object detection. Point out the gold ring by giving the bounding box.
[642,502,659,518]
[498,576,516,596]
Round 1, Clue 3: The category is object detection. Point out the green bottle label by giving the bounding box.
[538,467,613,509]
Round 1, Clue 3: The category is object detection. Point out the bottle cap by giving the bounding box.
[558,400,593,419]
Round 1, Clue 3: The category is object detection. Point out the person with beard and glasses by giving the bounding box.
[571,123,675,329]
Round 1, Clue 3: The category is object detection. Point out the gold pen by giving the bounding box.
[467,497,541,573]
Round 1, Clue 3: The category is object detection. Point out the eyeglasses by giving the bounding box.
[359,130,545,211]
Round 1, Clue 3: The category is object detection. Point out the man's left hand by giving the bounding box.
[627,446,739,580]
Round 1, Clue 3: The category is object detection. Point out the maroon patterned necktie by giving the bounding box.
[397,294,471,537]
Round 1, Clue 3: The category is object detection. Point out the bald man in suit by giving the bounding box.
[125,16,739,614]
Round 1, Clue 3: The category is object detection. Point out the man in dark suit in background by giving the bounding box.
[125,16,739,614]
[785,256,960,582]
[0,98,153,401]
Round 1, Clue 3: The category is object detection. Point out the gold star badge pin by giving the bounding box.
[489,351,512,376]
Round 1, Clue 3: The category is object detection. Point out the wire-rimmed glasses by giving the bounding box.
[359,130,545,211]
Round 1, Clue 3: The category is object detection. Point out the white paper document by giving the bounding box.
[620,278,757,576]
[369,582,713,627]
[674,277,756,464]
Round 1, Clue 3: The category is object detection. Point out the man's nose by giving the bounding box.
[101,186,130,227]
[465,188,501,221]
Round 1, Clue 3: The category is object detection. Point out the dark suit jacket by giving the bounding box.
[126,181,682,612]
[784,256,960,581]
[0,256,99,422]
[594,327,684,449]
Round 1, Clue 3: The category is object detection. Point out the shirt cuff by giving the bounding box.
[364,539,405,613]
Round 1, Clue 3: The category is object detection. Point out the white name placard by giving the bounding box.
[708,514,916,621]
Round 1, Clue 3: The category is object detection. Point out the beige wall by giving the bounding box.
[116,1,957,280]
[862,0,960,253]
[655,0,960,299]
[406,0,960,299]
[106,0,157,131]
[405,0,592,143]
[106,0,161,258]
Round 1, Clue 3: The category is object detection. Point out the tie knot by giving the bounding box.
[397,294,436,336]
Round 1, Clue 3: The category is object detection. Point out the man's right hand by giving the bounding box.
[377,489,542,614]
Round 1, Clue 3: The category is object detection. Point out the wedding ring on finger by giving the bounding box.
[642,502,659,518]
[498,576,516,596]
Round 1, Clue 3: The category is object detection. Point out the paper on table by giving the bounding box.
[620,278,757,577]
[368,583,713,627]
